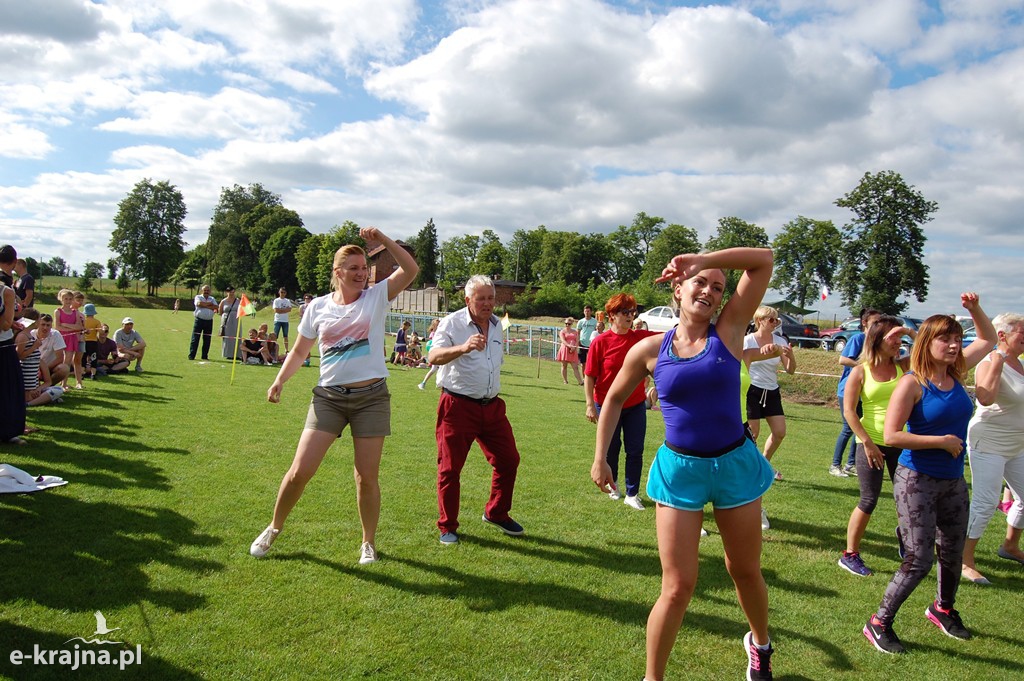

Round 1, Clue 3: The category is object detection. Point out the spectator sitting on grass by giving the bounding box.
[95,324,129,374]
[241,328,270,365]
[114,317,146,372]
[16,309,64,406]
[31,313,71,387]
[266,332,281,364]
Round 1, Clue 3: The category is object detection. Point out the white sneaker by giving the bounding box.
[829,465,849,478]
[417,382,425,390]
[250,525,280,558]
[700,527,709,537]
[608,483,621,501]
[624,495,645,510]
[358,542,378,565]
[761,508,770,531]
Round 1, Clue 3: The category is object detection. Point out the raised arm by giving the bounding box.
[657,248,773,350]
[960,293,996,369]
[359,227,419,300]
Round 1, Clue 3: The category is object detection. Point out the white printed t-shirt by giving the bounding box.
[298,283,390,387]
[272,296,292,323]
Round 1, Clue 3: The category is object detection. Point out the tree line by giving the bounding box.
[51,170,934,315]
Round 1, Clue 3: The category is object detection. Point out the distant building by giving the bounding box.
[366,239,416,285]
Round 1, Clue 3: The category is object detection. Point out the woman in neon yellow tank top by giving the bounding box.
[838,315,916,577]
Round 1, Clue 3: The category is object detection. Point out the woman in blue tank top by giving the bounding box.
[862,294,997,655]
[591,247,776,681]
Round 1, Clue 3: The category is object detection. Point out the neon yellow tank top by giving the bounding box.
[857,364,903,445]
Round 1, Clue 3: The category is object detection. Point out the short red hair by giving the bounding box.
[605,293,636,317]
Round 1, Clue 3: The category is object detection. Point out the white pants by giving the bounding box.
[1009,488,1024,531]
[966,448,1024,538]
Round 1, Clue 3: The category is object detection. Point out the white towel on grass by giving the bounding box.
[0,463,68,494]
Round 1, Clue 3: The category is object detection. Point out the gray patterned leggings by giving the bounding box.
[876,466,969,625]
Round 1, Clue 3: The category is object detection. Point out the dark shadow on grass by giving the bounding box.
[0,492,221,613]
[3,427,184,491]
[0,621,203,681]
[276,551,653,625]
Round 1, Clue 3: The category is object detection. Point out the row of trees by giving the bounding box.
[94,171,934,315]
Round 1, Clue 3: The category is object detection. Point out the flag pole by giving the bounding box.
[230,294,254,385]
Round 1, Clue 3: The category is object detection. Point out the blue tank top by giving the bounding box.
[653,325,743,452]
[898,377,973,480]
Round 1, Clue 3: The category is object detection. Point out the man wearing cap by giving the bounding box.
[427,274,523,546]
[114,317,146,372]
[189,284,218,361]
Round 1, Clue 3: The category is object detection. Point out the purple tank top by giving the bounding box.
[653,325,743,452]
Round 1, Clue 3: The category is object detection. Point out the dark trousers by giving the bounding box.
[877,466,969,623]
[189,317,213,359]
[597,401,647,497]
[831,400,861,467]
[436,393,520,533]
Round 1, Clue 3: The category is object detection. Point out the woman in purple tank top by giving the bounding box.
[591,247,776,681]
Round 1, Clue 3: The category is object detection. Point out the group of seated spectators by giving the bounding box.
[13,305,146,406]
[2,245,150,445]
[240,323,283,365]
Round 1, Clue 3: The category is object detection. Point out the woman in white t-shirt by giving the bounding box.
[744,306,795,481]
[961,313,1024,583]
[250,228,418,565]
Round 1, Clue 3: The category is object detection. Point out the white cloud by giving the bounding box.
[0,112,54,159]
[97,87,304,140]
[2,0,1023,319]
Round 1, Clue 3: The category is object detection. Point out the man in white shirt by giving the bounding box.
[428,275,523,545]
[114,317,146,372]
[31,313,71,385]
[272,288,293,354]
[189,284,219,360]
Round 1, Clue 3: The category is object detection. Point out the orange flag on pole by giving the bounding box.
[237,294,255,319]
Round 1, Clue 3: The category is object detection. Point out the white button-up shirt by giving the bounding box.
[433,307,504,399]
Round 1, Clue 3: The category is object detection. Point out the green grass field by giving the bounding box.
[1,306,1020,680]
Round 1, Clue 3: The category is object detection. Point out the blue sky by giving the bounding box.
[1,0,1022,319]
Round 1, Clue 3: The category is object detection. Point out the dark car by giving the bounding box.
[824,316,923,353]
[747,312,820,348]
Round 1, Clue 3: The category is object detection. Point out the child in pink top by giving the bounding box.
[54,289,84,389]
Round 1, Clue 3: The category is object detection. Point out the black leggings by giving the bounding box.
[855,444,900,514]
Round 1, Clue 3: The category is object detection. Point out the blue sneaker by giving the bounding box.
[482,514,524,536]
[439,531,459,545]
[839,551,873,576]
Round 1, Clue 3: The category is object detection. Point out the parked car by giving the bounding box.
[820,317,860,341]
[824,316,923,353]
[636,305,678,332]
[746,312,821,348]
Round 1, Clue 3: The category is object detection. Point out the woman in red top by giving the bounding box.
[585,293,661,509]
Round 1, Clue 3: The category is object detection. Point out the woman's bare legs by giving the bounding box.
[270,429,337,529]
[352,436,384,545]
[645,505,703,681]
[715,500,770,645]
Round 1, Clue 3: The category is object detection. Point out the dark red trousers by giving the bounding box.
[435,392,520,533]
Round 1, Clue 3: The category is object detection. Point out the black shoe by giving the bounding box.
[863,614,906,654]
[926,602,971,639]
[743,631,774,680]
[482,514,524,535]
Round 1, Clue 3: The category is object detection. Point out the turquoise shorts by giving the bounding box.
[645,437,774,511]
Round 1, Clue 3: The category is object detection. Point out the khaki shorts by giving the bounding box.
[304,381,391,438]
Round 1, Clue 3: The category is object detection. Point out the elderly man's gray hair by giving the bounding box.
[464,275,494,298]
